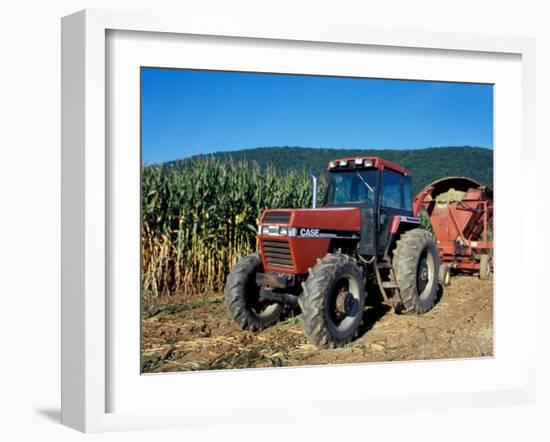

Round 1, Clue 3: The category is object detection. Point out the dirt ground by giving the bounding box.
[141,275,493,373]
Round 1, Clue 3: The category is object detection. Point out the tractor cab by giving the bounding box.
[323,157,416,256]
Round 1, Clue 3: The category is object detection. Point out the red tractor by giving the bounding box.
[224,157,440,348]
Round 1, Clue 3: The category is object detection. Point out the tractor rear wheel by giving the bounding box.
[479,254,491,280]
[393,229,440,315]
[299,254,366,348]
[224,253,283,331]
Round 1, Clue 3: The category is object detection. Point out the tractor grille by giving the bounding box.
[262,239,293,270]
[263,211,291,224]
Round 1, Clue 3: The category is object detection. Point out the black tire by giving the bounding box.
[438,263,451,287]
[393,229,440,315]
[479,254,491,280]
[299,254,366,348]
[224,253,283,331]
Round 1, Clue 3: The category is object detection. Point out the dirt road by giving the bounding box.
[141,275,493,372]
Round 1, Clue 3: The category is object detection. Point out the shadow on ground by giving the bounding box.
[35,408,61,423]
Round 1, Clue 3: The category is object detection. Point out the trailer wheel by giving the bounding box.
[393,229,440,315]
[479,255,491,280]
[299,254,366,348]
[224,253,283,331]
[438,264,451,287]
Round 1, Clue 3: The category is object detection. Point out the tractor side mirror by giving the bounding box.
[309,171,318,209]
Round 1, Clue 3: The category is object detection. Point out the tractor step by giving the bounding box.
[376,261,391,269]
[381,281,399,289]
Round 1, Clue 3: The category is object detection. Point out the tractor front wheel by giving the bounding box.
[299,254,366,348]
[393,229,440,315]
[224,253,283,331]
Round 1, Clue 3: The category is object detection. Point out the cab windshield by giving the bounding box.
[324,169,378,206]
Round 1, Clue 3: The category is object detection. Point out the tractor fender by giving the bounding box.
[383,215,422,259]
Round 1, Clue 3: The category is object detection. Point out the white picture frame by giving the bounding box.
[61,9,537,433]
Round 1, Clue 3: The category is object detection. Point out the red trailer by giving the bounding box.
[413,177,493,281]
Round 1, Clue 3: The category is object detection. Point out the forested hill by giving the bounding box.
[178,146,493,193]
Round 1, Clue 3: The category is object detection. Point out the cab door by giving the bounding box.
[376,170,411,255]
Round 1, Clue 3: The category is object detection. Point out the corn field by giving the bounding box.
[141,157,321,299]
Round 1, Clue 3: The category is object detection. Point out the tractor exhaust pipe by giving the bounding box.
[309,172,318,208]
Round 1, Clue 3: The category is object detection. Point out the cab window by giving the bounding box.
[381,170,403,209]
[325,170,378,206]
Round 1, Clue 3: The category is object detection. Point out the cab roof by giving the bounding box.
[327,156,410,176]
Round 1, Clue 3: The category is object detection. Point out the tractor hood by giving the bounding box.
[259,208,361,236]
[257,208,361,274]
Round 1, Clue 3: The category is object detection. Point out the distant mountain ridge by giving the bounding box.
[170,146,493,193]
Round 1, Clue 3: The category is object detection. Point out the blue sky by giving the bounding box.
[141,68,493,164]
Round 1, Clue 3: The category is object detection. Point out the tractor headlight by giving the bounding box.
[353,158,374,168]
[259,225,281,236]
[258,225,296,237]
